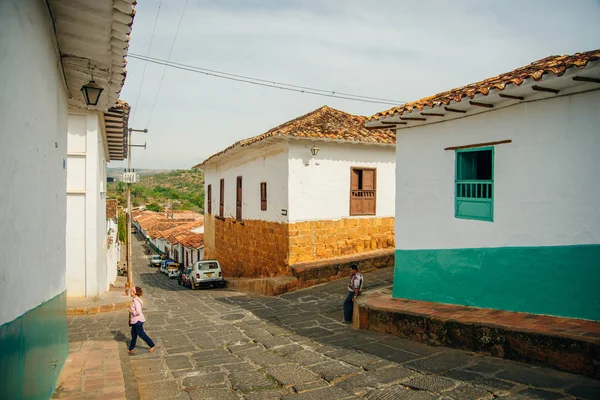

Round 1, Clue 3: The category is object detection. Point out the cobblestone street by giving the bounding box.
[64,236,599,400]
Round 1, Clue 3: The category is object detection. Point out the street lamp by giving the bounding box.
[310,144,320,156]
[80,61,104,106]
[80,80,104,106]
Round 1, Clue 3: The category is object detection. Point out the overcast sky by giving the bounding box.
[112,0,600,170]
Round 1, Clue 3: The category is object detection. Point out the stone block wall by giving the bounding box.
[288,217,394,264]
[203,214,216,259]
[212,217,290,278]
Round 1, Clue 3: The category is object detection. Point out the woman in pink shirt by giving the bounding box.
[128,286,156,354]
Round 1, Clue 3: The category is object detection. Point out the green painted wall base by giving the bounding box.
[148,240,162,255]
[0,291,68,399]
[394,245,600,321]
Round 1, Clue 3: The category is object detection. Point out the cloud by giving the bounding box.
[115,0,600,169]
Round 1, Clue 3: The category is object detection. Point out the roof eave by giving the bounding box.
[367,59,600,131]
[49,0,136,112]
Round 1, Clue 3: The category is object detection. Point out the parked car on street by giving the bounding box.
[150,255,161,267]
[190,260,225,289]
[160,259,175,274]
[167,263,181,279]
[178,267,192,288]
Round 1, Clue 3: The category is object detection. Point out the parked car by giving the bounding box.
[150,255,161,267]
[160,259,174,274]
[190,260,225,289]
[178,267,192,288]
[167,263,181,279]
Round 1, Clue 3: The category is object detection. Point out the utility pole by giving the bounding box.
[124,127,148,289]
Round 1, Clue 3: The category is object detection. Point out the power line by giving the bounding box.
[128,53,406,106]
[145,0,189,128]
[130,0,163,126]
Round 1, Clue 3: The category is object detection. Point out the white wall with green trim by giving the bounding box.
[393,90,600,320]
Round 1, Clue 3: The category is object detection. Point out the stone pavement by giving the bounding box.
[59,235,600,400]
[52,341,126,400]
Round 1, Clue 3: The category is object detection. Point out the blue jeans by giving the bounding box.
[343,291,360,321]
[129,321,155,351]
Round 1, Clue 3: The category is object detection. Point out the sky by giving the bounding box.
[112,0,600,170]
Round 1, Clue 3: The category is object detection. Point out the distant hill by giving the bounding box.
[107,169,204,213]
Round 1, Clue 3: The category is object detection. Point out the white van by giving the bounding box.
[190,260,225,289]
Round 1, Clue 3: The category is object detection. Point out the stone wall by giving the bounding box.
[203,214,216,260]
[212,217,290,277]
[288,217,394,264]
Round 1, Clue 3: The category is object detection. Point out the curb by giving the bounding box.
[66,301,131,316]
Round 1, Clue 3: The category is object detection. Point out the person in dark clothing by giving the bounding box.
[343,264,363,323]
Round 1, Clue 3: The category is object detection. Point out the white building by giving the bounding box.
[66,103,130,297]
[105,199,121,288]
[366,49,600,321]
[197,106,396,278]
[0,0,134,397]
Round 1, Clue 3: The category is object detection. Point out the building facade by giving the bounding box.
[367,50,600,321]
[0,0,135,397]
[199,106,396,278]
[66,104,129,297]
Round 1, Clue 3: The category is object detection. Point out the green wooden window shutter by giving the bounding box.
[455,147,494,221]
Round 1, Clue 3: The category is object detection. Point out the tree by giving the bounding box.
[146,203,162,212]
[118,214,127,244]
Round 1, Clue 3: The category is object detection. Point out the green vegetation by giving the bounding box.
[118,214,127,244]
[107,169,204,213]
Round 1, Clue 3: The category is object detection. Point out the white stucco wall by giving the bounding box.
[204,142,289,223]
[395,90,600,251]
[66,112,111,297]
[0,0,68,324]
[288,140,396,222]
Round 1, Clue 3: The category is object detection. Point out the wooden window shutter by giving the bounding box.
[363,169,376,215]
[207,184,212,214]
[351,169,360,190]
[260,182,267,211]
[350,167,376,216]
[362,170,375,190]
[350,168,362,215]
[219,179,224,217]
[236,176,242,221]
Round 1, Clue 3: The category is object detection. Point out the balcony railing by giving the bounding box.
[351,189,375,199]
[456,180,492,199]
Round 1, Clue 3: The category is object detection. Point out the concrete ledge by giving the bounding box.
[291,249,394,283]
[355,291,600,378]
[227,250,394,296]
[66,287,131,316]
[226,276,299,296]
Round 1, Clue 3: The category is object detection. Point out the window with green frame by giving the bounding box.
[455,147,494,221]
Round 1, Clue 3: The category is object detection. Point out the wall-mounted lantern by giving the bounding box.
[80,80,104,106]
[309,144,320,156]
[80,61,104,106]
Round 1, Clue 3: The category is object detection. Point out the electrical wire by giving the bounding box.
[145,0,189,128]
[130,0,163,126]
[128,53,406,106]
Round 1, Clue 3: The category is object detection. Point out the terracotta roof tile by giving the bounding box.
[178,232,204,249]
[369,49,600,120]
[196,106,395,167]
